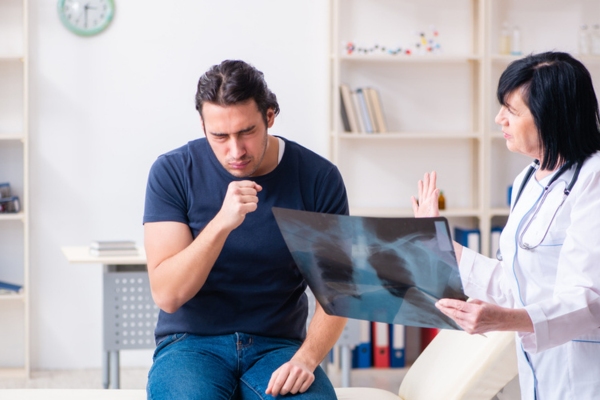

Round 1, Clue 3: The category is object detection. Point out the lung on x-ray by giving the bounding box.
[272,207,467,330]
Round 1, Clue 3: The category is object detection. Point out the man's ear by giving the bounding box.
[266,108,275,128]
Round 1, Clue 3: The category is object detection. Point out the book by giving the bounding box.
[89,248,139,257]
[362,88,379,133]
[339,84,360,133]
[355,88,374,133]
[339,90,351,132]
[0,280,23,295]
[351,91,366,133]
[365,87,387,133]
[90,240,137,250]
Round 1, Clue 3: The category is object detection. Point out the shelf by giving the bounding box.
[0,133,26,142]
[0,212,25,222]
[0,55,24,62]
[350,207,481,218]
[490,208,510,217]
[334,132,481,140]
[0,0,29,376]
[0,292,25,301]
[337,54,481,63]
[0,367,28,378]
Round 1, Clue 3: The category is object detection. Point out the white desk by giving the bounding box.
[61,246,154,390]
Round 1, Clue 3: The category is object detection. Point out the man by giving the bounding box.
[143,60,349,399]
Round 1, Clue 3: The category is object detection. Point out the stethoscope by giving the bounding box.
[496,159,584,260]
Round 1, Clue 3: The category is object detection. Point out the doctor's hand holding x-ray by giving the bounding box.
[410,52,600,400]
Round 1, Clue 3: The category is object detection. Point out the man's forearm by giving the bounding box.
[146,217,231,313]
[292,303,347,371]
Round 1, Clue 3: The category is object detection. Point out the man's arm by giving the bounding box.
[266,302,347,396]
[145,180,262,313]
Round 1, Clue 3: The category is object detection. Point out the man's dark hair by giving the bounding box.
[497,51,600,170]
[195,60,280,125]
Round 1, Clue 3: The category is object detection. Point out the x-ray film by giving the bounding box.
[272,207,467,330]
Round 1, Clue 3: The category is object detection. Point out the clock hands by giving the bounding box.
[83,2,97,29]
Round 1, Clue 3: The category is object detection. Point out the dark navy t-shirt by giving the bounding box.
[143,136,349,342]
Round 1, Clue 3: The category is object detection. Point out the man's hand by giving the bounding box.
[411,171,440,218]
[216,180,262,231]
[265,359,315,397]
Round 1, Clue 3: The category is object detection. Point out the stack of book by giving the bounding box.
[0,182,21,213]
[339,84,388,134]
[89,240,139,257]
[0,280,23,295]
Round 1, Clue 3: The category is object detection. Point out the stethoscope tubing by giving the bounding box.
[497,159,584,259]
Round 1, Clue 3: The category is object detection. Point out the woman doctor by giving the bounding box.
[412,51,600,399]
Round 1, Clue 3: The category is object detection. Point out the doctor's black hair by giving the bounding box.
[497,52,600,170]
[195,60,280,126]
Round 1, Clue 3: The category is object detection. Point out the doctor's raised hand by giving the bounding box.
[411,171,440,218]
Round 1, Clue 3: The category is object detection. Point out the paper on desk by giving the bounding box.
[272,207,467,330]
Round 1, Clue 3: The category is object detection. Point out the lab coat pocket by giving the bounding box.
[568,332,600,387]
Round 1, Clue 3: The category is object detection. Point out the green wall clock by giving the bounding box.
[58,0,115,36]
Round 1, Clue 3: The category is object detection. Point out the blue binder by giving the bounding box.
[454,227,481,252]
[352,320,372,368]
[389,324,405,368]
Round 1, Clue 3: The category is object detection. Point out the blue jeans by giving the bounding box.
[147,332,337,400]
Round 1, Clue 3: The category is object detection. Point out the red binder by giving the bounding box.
[372,322,390,368]
[421,327,440,352]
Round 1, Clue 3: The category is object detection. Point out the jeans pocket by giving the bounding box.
[153,333,188,361]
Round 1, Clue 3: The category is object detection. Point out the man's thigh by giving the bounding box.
[147,333,239,400]
[239,336,336,400]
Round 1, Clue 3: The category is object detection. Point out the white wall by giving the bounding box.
[28,0,329,370]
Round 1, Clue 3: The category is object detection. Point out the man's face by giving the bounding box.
[202,100,275,178]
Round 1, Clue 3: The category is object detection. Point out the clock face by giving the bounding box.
[58,0,115,36]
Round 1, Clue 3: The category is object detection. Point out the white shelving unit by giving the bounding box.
[329,0,600,259]
[0,0,29,377]
[329,0,487,257]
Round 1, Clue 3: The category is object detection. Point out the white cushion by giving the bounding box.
[0,389,146,400]
[335,386,399,400]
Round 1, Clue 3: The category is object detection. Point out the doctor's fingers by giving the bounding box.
[420,171,437,196]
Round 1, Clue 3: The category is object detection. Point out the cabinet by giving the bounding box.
[0,0,29,377]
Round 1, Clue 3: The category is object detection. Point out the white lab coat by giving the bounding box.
[459,152,600,400]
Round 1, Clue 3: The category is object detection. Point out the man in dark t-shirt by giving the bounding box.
[144,60,349,399]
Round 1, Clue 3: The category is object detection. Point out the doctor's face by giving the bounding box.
[494,89,542,160]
